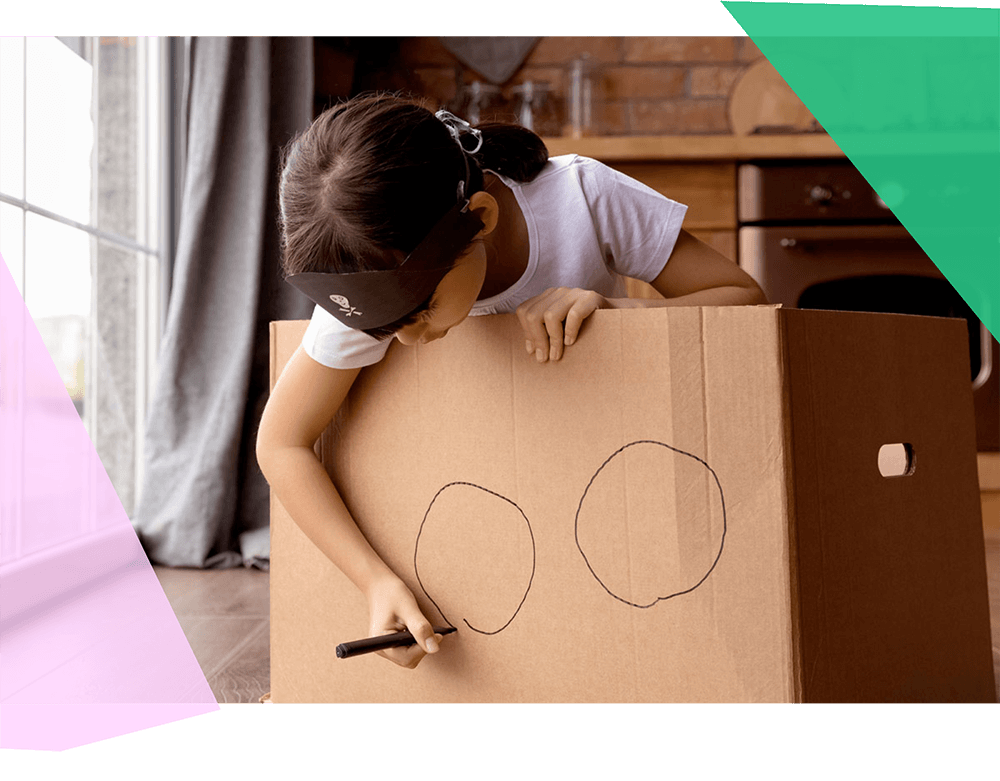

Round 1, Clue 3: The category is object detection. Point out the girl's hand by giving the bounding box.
[516,287,609,363]
[365,574,444,669]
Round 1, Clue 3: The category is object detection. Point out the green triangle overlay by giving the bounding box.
[723,2,999,338]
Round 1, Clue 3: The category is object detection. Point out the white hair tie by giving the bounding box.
[435,109,484,155]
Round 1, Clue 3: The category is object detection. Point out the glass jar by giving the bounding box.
[452,81,506,125]
[511,80,561,137]
[565,54,596,138]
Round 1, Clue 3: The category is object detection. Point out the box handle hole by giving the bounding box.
[878,443,915,477]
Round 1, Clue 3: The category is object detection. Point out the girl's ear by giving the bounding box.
[468,191,499,237]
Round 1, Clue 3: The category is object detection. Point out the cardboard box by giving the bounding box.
[269,306,996,702]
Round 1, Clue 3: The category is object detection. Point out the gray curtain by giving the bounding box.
[133,37,315,568]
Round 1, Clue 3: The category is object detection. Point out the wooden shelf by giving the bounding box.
[540,134,845,161]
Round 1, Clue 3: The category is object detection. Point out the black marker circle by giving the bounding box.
[414,482,536,635]
[574,440,727,608]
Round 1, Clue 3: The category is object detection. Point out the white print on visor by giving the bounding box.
[330,294,363,318]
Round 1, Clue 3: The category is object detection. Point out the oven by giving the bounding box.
[738,160,998,451]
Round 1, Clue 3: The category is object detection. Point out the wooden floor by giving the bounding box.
[155,528,1000,703]
[153,565,270,704]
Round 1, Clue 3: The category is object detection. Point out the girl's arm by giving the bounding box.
[617,229,767,307]
[256,346,443,668]
[519,230,767,362]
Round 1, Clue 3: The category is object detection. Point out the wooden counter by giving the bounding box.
[541,133,845,162]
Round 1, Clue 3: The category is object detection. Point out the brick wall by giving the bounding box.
[317,37,768,136]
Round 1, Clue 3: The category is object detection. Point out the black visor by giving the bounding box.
[286,201,484,331]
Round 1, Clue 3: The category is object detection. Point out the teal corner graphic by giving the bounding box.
[724,2,999,337]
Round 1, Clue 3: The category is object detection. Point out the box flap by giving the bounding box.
[781,309,996,702]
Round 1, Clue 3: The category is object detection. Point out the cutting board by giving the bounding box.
[729,58,818,135]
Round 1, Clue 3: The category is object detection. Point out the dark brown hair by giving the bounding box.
[278,93,548,340]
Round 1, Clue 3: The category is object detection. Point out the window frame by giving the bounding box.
[0,35,178,559]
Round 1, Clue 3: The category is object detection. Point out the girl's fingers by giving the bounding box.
[377,645,426,669]
[372,621,423,667]
[564,291,605,347]
[563,300,589,347]
[372,616,437,668]
[543,308,565,362]
[518,288,601,363]
[517,291,561,363]
[402,612,438,655]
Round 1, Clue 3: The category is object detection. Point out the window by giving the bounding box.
[0,37,166,558]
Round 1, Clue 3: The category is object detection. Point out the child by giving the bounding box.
[256,94,766,669]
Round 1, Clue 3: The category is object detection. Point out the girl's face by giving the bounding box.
[393,242,487,346]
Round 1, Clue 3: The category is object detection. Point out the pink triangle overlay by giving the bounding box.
[0,253,218,751]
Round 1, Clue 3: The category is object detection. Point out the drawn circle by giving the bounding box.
[414,482,536,635]
[574,440,727,608]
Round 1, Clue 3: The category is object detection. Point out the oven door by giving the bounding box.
[740,224,998,450]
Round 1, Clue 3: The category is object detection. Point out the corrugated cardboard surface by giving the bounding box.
[269,307,995,702]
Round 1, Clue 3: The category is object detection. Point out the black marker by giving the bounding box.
[336,626,457,659]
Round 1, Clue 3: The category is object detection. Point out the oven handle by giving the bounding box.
[775,226,918,248]
[973,322,994,391]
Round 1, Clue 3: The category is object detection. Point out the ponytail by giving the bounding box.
[471,122,549,183]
